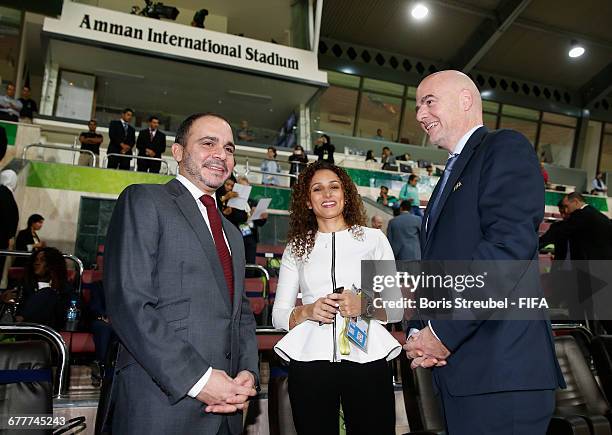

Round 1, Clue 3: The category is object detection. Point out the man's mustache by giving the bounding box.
[202,159,228,171]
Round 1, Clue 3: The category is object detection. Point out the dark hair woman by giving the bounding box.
[15,247,68,329]
[272,161,402,435]
[14,213,45,267]
[313,134,335,164]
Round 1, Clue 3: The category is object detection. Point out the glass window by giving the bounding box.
[499,117,537,145]
[362,78,404,96]
[406,86,418,99]
[327,70,360,88]
[538,124,575,167]
[0,7,22,85]
[356,92,402,140]
[484,113,497,130]
[605,123,612,134]
[600,128,612,172]
[501,104,539,121]
[542,112,577,127]
[482,100,499,114]
[310,86,358,136]
[400,99,426,145]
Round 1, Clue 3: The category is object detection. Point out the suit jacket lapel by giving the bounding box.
[169,180,232,311]
[424,127,489,252]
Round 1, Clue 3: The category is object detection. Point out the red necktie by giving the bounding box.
[200,195,234,304]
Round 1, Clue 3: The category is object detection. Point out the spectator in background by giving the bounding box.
[261,146,281,186]
[107,108,136,170]
[397,152,412,162]
[237,176,268,265]
[380,146,396,169]
[0,170,19,275]
[373,128,385,140]
[136,115,167,173]
[313,134,334,164]
[377,185,399,209]
[387,200,421,261]
[399,174,423,217]
[15,247,68,330]
[191,8,208,28]
[539,200,570,263]
[78,120,103,167]
[370,215,384,230]
[88,281,114,386]
[591,172,607,195]
[0,82,22,122]
[237,120,255,142]
[365,150,377,162]
[426,164,434,176]
[288,145,308,187]
[558,192,612,260]
[541,162,549,185]
[18,85,38,123]
[16,214,45,253]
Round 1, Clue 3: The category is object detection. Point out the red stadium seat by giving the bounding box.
[60,331,96,354]
[245,277,267,315]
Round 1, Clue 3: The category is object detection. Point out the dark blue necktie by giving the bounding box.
[427,154,459,233]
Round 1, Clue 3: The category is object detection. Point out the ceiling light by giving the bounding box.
[411,3,429,20]
[568,41,585,58]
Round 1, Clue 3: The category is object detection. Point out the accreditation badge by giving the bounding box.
[346,316,370,352]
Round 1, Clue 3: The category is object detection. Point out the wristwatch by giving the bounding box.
[362,292,375,318]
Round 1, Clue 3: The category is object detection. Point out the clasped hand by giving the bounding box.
[308,290,362,323]
[403,327,451,369]
[196,369,256,414]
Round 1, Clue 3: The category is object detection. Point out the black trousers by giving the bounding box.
[137,158,161,173]
[288,359,395,435]
[107,153,131,170]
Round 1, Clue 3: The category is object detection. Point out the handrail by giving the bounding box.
[0,250,84,297]
[103,153,170,175]
[22,143,97,167]
[245,264,270,298]
[0,322,69,398]
[244,160,298,180]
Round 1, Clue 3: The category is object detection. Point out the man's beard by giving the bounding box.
[182,150,229,190]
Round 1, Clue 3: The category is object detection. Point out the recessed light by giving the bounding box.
[411,3,429,20]
[568,40,585,58]
[568,46,585,58]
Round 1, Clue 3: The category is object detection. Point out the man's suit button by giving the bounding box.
[225,352,231,359]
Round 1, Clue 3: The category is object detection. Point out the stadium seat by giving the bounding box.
[591,336,612,403]
[60,331,96,354]
[554,335,612,434]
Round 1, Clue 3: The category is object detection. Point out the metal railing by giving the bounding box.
[243,160,298,184]
[22,143,97,168]
[103,153,171,174]
[0,322,69,398]
[0,250,84,297]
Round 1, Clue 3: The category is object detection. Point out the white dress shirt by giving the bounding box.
[272,227,402,363]
[175,173,230,398]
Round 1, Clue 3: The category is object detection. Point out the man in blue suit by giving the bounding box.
[403,70,564,434]
[387,200,421,261]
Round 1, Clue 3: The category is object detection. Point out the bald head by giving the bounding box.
[415,70,483,152]
[371,215,384,230]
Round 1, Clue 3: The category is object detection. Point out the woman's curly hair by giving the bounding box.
[287,161,366,260]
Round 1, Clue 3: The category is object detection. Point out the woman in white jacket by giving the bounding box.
[272,160,402,435]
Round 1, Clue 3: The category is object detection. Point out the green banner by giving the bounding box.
[0,121,18,146]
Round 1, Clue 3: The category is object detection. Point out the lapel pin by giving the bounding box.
[453,181,462,192]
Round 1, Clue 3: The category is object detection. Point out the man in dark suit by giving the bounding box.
[136,115,167,173]
[403,71,564,434]
[558,192,612,260]
[387,200,421,260]
[107,108,136,170]
[105,113,259,434]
